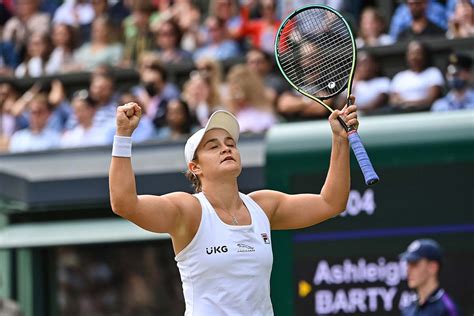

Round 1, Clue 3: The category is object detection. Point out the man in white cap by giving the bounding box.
[109,98,360,315]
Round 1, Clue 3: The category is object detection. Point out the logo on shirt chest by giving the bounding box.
[261,233,270,244]
[237,243,255,253]
[206,245,229,255]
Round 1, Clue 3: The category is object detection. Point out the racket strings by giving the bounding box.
[276,8,354,98]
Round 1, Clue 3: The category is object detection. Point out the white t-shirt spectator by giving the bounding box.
[390,67,444,102]
[353,77,391,109]
[236,107,276,133]
[9,128,61,152]
[60,125,112,148]
[53,1,95,26]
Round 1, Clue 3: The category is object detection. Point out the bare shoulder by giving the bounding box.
[249,190,285,218]
[163,191,201,214]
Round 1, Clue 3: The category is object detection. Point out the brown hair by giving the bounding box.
[185,152,202,192]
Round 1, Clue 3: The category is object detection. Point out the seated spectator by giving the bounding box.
[171,0,202,52]
[446,0,474,39]
[432,53,474,111]
[389,0,447,39]
[136,63,172,128]
[117,92,156,143]
[60,90,112,148]
[389,40,444,112]
[397,0,446,41]
[356,7,394,48]
[235,0,280,54]
[210,0,243,40]
[193,16,241,62]
[71,16,124,71]
[47,23,77,74]
[156,98,197,140]
[122,0,155,67]
[15,31,52,78]
[133,53,180,101]
[246,48,289,106]
[2,0,50,55]
[9,94,61,153]
[225,64,276,133]
[0,81,17,151]
[182,71,223,127]
[153,18,193,65]
[351,52,390,115]
[7,80,71,132]
[67,72,119,129]
[276,41,336,121]
[52,0,95,39]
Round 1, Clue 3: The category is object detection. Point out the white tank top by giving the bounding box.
[175,192,274,316]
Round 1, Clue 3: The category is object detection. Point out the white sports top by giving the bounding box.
[175,192,274,316]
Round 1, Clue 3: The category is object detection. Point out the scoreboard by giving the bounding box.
[266,111,474,315]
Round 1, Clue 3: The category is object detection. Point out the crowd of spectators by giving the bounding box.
[0,0,473,153]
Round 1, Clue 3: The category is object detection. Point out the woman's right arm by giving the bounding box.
[109,103,195,235]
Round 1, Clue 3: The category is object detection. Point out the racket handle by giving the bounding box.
[347,131,379,185]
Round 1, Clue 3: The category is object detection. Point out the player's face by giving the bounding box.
[406,259,432,289]
[194,129,242,179]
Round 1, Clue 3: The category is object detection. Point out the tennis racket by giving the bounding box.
[274,5,379,186]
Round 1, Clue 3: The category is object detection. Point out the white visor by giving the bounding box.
[184,110,240,164]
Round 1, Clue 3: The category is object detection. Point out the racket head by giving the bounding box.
[275,5,357,105]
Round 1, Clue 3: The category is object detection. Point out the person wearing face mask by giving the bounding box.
[431,53,474,112]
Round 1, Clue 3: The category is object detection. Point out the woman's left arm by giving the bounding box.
[250,98,358,230]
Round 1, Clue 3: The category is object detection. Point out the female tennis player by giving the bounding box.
[109,97,359,315]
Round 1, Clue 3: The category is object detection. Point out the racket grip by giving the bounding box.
[347,131,379,185]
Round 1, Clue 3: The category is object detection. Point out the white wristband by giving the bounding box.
[112,135,132,157]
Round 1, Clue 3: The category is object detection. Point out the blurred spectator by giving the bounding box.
[171,0,202,52]
[0,40,18,76]
[210,0,243,40]
[225,64,276,133]
[276,41,335,121]
[48,23,77,74]
[193,16,241,61]
[351,52,390,115]
[2,0,50,55]
[355,7,394,48]
[67,73,118,130]
[246,48,289,106]
[446,0,474,39]
[122,0,155,67]
[0,297,23,316]
[432,53,474,111]
[396,0,446,41]
[182,71,223,127]
[389,40,444,112]
[134,52,180,101]
[389,0,447,39]
[117,92,156,143]
[9,94,61,152]
[0,81,17,151]
[71,16,124,71]
[14,31,52,78]
[52,0,95,33]
[60,90,112,148]
[156,98,196,140]
[153,18,193,65]
[136,62,171,128]
[399,239,460,316]
[235,0,280,54]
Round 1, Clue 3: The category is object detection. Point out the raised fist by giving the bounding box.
[116,102,142,137]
